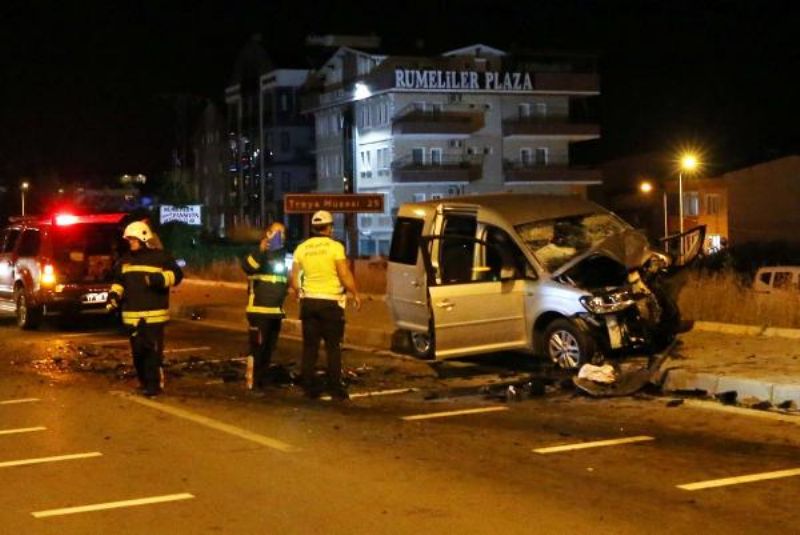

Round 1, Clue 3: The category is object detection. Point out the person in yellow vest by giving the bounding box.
[290,211,361,400]
[108,221,183,397]
[241,222,289,389]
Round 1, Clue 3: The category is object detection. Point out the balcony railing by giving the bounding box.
[503,117,600,138]
[503,160,602,183]
[391,154,484,183]
[392,103,485,135]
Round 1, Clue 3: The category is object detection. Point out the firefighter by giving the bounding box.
[240,222,289,389]
[108,221,183,397]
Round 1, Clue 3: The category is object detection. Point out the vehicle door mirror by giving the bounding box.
[500,266,517,281]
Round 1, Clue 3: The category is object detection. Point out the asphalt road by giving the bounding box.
[1,316,799,534]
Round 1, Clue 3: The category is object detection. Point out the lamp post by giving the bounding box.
[20,181,29,216]
[639,180,668,248]
[678,153,698,235]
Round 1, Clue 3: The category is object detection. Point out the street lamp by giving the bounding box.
[20,181,29,216]
[678,152,699,235]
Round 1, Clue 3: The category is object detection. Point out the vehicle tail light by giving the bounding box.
[55,214,79,226]
[41,264,56,286]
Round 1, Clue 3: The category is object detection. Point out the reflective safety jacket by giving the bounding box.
[241,248,288,317]
[111,248,184,326]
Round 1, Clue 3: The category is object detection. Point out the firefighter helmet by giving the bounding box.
[123,221,152,243]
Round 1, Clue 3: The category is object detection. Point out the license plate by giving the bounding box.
[82,292,108,304]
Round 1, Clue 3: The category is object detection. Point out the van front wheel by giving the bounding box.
[15,289,43,330]
[543,319,595,370]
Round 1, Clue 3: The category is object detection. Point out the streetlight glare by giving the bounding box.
[21,181,29,190]
[680,154,698,171]
[639,181,654,193]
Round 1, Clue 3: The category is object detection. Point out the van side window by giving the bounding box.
[389,217,424,265]
[17,229,41,257]
[484,226,529,280]
[1,229,21,253]
[440,215,477,284]
[759,272,772,286]
[773,272,793,290]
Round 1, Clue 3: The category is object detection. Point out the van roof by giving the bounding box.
[405,193,607,226]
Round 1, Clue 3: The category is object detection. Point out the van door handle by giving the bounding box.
[435,299,454,309]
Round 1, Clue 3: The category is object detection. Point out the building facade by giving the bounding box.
[225,68,315,233]
[303,44,602,256]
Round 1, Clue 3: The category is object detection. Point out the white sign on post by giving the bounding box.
[160,205,202,226]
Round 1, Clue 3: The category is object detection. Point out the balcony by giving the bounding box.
[392,103,485,135]
[391,155,483,183]
[503,160,602,184]
[503,117,600,138]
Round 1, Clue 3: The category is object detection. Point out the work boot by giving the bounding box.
[328,382,350,401]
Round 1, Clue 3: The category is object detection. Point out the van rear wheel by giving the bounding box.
[409,331,434,360]
[543,319,595,370]
[15,289,43,330]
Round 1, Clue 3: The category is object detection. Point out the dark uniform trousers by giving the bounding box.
[247,314,283,388]
[130,320,165,392]
[300,298,345,390]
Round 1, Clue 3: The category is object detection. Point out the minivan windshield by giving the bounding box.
[515,212,630,273]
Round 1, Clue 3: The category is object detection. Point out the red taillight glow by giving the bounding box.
[55,214,79,226]
[41,264,56,285]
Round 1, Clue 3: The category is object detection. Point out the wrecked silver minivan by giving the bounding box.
[387,194,698,368]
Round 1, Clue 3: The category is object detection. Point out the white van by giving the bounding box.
[387,194,691,368]
[753,266,800,294]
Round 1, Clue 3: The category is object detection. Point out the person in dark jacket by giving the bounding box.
[241,222,289,389]
[109,221,183,397]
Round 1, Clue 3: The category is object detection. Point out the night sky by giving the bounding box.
[2,0,799,195]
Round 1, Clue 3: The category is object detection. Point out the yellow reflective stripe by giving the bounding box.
[122,309,170,320]
[246,255,261,269]
[246,305,283,314]
[248,274,288,283]
[110,284,124,297]
[162,271,176,287]
[122,315,169,325]
[122,265,163,274]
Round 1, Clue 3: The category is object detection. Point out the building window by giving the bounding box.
[534,147,548,165]
[684,192,700,216]
[280,132,290,152]
[430,148,443,166]
[412,147,425,165]
[706,193,721,215]
[520,148,532,167]
[518,103,530,119]
[534,102,547,117]
[281,94,289,112]
[413,193,426,202]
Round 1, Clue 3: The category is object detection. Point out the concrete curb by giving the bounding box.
[661,368,800,406]
[694,321,800,340]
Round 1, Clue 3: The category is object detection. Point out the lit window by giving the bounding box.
[684,192,700,216]
[706,194,721,215]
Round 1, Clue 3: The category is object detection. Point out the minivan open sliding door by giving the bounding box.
[422,209,528,359]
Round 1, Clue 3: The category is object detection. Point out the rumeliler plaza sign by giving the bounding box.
[394,69,534,92]
[284,193,385,213]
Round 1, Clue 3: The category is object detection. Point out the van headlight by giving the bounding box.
[580,291,636,314]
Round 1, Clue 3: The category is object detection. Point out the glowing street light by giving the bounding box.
[20,181,29,216]
[639,180,654,194]
[353,82,371,101]
[678,152,700,235]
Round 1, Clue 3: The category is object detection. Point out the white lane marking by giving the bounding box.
[401,406,509,421]
[58,331,120,339]
[32,493,195,518]
[88,339,130,346]
[683,399,800,425]
[0,398,40,405]
[321,388,418,401]
[0,452,102,468]
[533,436,655,454]
[0,426,47,436]
[111,391,295,452]
[678,468,800,491]
[163,346,211,354]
